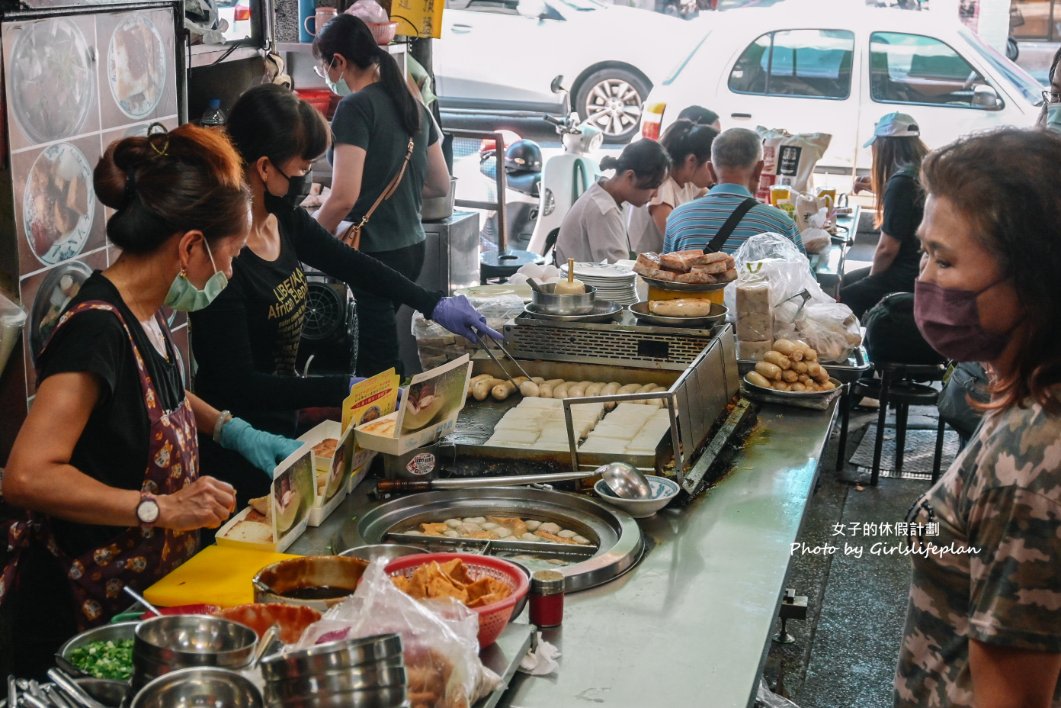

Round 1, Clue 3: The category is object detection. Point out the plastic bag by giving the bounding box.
[734,263,772,346]
[723,233,832,329]
[799,206,831,255]
[296,560,501,708]
[755,128,832,201]
[412,294,524,370]
[755,678,801,708]
[345,0,390,22]
[794,302,862,363]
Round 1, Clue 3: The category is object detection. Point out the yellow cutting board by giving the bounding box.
[144,544,299,609]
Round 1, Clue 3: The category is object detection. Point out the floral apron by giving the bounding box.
[0,301,199,629]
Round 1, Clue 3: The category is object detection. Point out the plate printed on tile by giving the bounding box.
[23,143,96,266]
[108,15,167,119]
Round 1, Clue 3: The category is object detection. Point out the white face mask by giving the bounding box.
[1045,103,1061,134]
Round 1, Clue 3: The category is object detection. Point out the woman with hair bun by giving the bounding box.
[1,124,295,676]
[628,119,718,253]
[554,139,670,264]
[311,14,453,376]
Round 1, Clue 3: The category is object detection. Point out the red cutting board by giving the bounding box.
[144,544,299,609]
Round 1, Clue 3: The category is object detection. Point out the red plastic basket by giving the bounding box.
[385,552,530,649]
[294,88,338,119]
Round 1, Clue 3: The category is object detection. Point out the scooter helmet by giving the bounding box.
[504,140,543,174]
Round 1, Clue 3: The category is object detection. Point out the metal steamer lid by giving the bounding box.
[341,487,645,593]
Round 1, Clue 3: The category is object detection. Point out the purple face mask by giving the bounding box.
[913,278,1013,362]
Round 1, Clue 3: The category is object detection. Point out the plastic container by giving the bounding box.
[201,98,226,128]
[0,289,26,377]
[384,552,530,648]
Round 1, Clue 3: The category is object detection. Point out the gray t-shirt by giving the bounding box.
[329,83,438,254]
[554,181,627,264]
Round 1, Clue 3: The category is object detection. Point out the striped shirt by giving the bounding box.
[663,183,805,255]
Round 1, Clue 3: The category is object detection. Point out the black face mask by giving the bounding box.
[263,165,311,214]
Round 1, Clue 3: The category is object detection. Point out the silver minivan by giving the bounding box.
[640,3,1044,171]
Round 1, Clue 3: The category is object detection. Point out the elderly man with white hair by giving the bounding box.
[663,127,804,256]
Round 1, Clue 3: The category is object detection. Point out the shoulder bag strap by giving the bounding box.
[340,138,416,248]
[704,197,758,254]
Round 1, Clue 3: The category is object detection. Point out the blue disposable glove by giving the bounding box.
[431,295,502,343]
[219,417,303,478]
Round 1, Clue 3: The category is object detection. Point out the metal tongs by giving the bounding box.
[778,288,812,323]
[471,327,532,386]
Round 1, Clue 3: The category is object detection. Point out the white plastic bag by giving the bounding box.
[794,302,863,363]
[296,560,500,708]
[412,294,524,370]
[799,206,831,255]
[723,233,832,324]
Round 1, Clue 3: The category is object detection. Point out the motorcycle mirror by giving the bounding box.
[550,75,566,95]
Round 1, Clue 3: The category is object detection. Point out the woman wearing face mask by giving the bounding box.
[190,85,496,507]
[554,139,670,264]
[894,128,1061,708]
[627,119,717,254]
[0,124,293,676]
[311,15,452,377]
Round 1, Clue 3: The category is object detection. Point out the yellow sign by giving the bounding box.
[385,0,445,38]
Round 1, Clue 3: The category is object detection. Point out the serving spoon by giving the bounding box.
[601,461,652,500]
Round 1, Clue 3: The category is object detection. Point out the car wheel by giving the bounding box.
[575,69,650,143]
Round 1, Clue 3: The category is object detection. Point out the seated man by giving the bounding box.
[663,127,805,256]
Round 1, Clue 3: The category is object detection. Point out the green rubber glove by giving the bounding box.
[219,417,303,478]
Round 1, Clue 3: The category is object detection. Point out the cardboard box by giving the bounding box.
[342,369,400,493]
[216,447,314,553]
[355,355,471,456]
[297,420,354,527]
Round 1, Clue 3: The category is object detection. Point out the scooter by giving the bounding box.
[478,134,543,251]
[526,76,605,259]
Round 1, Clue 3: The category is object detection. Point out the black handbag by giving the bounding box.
[862,292,945,366]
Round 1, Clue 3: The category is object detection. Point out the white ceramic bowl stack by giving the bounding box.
[559,262,639,305]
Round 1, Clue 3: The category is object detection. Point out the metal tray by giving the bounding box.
[737,346,871,384]
[341,488,645,593]
[524,301,622,322]
[629,301,727,328]
[641,276,729,293]
[742,374,843,398]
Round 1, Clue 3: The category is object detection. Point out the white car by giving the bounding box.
[217,0,252,42]
[640,3,1044,170]
[433,0,699,142]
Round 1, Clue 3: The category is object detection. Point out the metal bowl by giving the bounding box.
[130,667,263,707]
[263,683,408,708]
[134,615,258,668]
[75,678,130,706]
[338,544,426,564]
[260,634,403,683]
[265,665,407,698]
[253,556,370,613]
[56,621,137,679]
[530,283,597,315]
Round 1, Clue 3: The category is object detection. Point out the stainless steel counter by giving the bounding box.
[289,402,837,708]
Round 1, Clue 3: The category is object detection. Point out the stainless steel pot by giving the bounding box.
[252,556,370,613]
[265,665,407,698]
[530,283,597,315]
[56,621,137,679]
[263,683,408,708]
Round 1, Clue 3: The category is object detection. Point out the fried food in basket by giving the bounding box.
[392,559,511,608]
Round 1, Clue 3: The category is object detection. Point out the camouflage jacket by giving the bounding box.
[894,399,1061,707]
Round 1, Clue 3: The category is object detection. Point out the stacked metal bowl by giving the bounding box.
[259,633,407,708]
[132,615,259,691]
